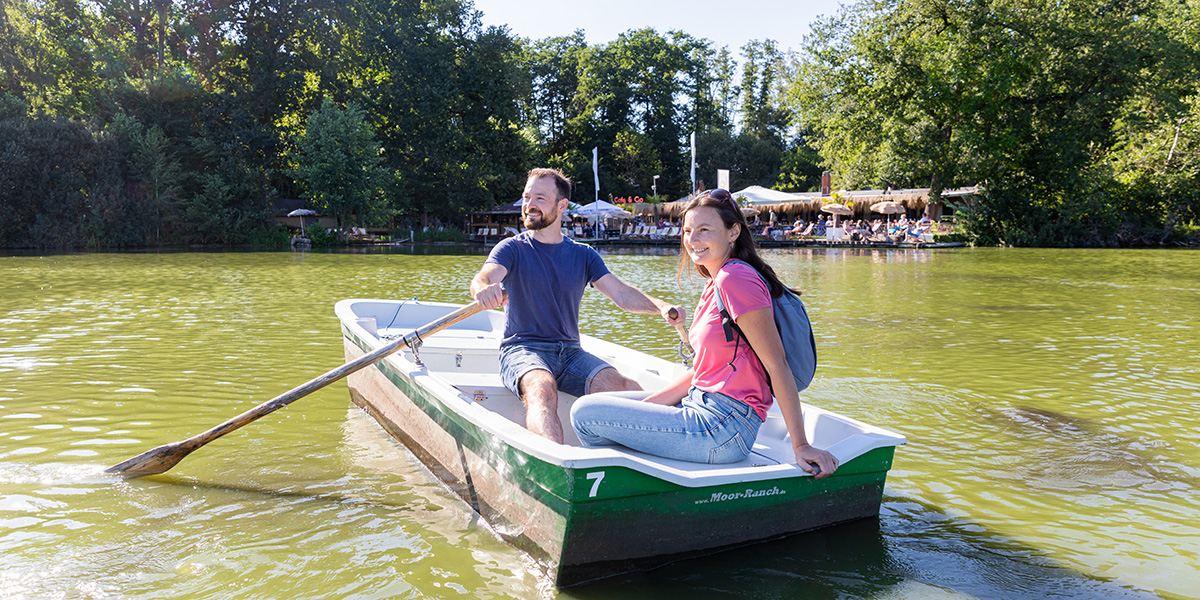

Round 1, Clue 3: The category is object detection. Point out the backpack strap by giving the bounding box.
[712,283,742,372]
[713,281,737,343]
[713,260,763,374]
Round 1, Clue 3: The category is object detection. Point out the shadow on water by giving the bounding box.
[568,494,1160,600]
[978,404,1197,490]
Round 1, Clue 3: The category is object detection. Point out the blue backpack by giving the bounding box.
[713,260,818,391]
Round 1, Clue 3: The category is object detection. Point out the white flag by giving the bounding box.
[592,147,599,202]
[690,132,696,195]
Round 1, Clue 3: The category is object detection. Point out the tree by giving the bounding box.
[0,0,104,117]
[1104,0,1200,244]
[290,98,387,227]
[777,134,824,192]
[335,0,532,226]
[565,28,724,198]
[106,113,183,243]
[612,128,662,190]
[739,39,790,147]
[789,0,1193,246]
[520,31,590,155]
[0,116,93,247]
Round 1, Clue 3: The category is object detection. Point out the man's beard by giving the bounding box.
[523,207,558,231]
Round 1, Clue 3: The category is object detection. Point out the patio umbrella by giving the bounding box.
[575,200,628,222]
[871,201,906,235]
[287,208,317,233]
[740,206,760,217]
[871,201,905,215]
[820,203,852,227]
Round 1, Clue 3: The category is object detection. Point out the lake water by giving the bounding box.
[1,246,1197,599]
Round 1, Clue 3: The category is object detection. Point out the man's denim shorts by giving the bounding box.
[499,341,612,398]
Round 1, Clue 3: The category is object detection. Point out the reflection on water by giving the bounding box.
[1,248,1198,599]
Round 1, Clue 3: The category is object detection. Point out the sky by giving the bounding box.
[470,0,846,53]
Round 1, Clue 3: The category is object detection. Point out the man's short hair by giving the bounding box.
[527,168,571,202]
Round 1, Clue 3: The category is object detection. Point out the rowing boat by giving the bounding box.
[336,298,906,586]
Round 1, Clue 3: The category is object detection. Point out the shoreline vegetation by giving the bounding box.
[1,0,1197,250]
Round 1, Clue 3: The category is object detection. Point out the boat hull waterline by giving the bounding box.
[336,299,906,586]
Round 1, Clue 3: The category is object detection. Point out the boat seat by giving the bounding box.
[435,372,527,426]
[440,372,510,399]
[377,328,500,352]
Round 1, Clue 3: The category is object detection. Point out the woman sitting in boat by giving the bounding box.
[570,189,839,478]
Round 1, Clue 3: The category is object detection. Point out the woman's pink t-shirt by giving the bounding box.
[689,260,773,420]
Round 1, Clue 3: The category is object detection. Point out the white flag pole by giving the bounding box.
[592,147,599,202]
[689,132,696,196]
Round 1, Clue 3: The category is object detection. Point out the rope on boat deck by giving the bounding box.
[381,297,417,333]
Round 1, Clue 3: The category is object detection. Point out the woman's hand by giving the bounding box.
[794,443,838,479]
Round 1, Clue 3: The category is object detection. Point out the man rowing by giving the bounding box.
[469,168,685,443]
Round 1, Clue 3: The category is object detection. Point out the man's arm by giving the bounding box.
[592,273,686,327]
[470,262,509,310]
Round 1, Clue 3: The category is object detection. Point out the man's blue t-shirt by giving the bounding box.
[487,232,610,346]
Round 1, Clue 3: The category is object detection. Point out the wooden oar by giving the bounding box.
[105,300,492,478]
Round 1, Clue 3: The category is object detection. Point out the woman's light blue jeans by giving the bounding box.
[570,387,762,464]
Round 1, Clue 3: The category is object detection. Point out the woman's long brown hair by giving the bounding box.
[677,192,801,298]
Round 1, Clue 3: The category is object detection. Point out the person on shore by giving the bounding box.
[569,189,839,478]
[845,220,864,241]
[470,168,686,443]
[869,219,888,241]
[907,217,930,242]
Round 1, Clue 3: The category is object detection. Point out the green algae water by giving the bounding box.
[1,247,1197,599]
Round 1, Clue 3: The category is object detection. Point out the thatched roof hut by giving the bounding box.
[774,190,936,221]
[628,186,978,223]
[631,197,693,221]
[842,192,929,220]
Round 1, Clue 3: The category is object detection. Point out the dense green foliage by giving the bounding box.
[289,98,389,228]
[0,0,536,247]
[518,30,821,199]
[0,0,819,247]
[791,0,1200,246]
[1,0,1195,247]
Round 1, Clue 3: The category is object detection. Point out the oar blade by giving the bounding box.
[104,442,188,478]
